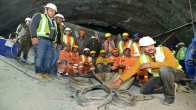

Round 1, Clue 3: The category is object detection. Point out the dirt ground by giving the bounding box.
[0,56,195,110]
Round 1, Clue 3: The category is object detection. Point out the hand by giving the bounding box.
[111,78,123,89]
[31,37,39,45]
[140,63,151,70]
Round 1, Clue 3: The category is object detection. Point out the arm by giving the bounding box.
[119,58,140,81]
[30,13,41,38]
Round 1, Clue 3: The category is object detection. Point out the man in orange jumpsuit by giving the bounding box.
[120,48,134,71]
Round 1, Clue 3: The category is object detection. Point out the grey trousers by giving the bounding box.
[141,67,185,98]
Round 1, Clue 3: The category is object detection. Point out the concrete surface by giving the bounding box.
[0,56,196,110]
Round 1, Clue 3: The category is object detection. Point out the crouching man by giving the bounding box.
[112,36,185,105]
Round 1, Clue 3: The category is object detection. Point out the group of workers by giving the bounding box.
[13,2,189,105]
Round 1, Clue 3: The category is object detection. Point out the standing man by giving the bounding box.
[112,36,185,105]
[16,17,32,62]
[31,3,58,79]
[118,32,133,56]
[103,33,116,56]
[175,42,187,70]
[86,36,102,55]
[76,28,89,55]
[50,13,65,74]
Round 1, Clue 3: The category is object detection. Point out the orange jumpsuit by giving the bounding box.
[120,56,134,70]
[109,56,121,71]
[79,55,93,75]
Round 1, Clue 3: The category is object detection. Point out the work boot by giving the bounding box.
[163,96,175,105]
[34,73,44,79]
[42,73,52,80]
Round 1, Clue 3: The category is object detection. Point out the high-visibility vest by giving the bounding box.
[176,47,187,61]
[118,40,132,55]
[132,42,140,57]
[140,47,182,77]
[37,14,57,38]
[81,55,92,63]
[63,35,75,48]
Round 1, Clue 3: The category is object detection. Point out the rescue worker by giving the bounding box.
[16,17,32,62]
[76,28,89,54]
[109,48,121,72]
[50,13,65,74]
[90,50,97,65]
[31,3,58,79]
[86,36,101,55]
[54,13,65,48]
[96,50,112,73]
[62,27,75,48]
[120,48,134,71]
[131,32,141,58]
[103,33,116,56]
[71,45,80,65]
[79,48,94,75]
[57,45,73,75]
[175,42,187,70]
[118,32,133,56]
[112,36,185,105]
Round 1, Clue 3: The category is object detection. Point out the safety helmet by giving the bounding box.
[105,33,112,38]
[91,36,96,39]
[83,48,90,52]
[122,32,129,37]
[64,27,72,32]
[44,3,57,12]
[25,17,32,22]
[90,50,96,54]
[73,45,78,48]
[176,42,185,47]
[100,50,106,53]
[54,14,65,21]
[139,36,156,46]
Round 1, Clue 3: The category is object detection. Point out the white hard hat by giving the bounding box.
[83,48,90,51]
[54,14,65,20]
[139,36,156,46]
[44,3,57,12]
[25,17,32,22]
[64,27,72,32]
[91,36,96,39]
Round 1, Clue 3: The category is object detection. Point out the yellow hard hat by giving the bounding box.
[100,50,106,53]
[122,32,129,37]
[73,45,78,48]
[105,33,112,38]
[90,50,96,54]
